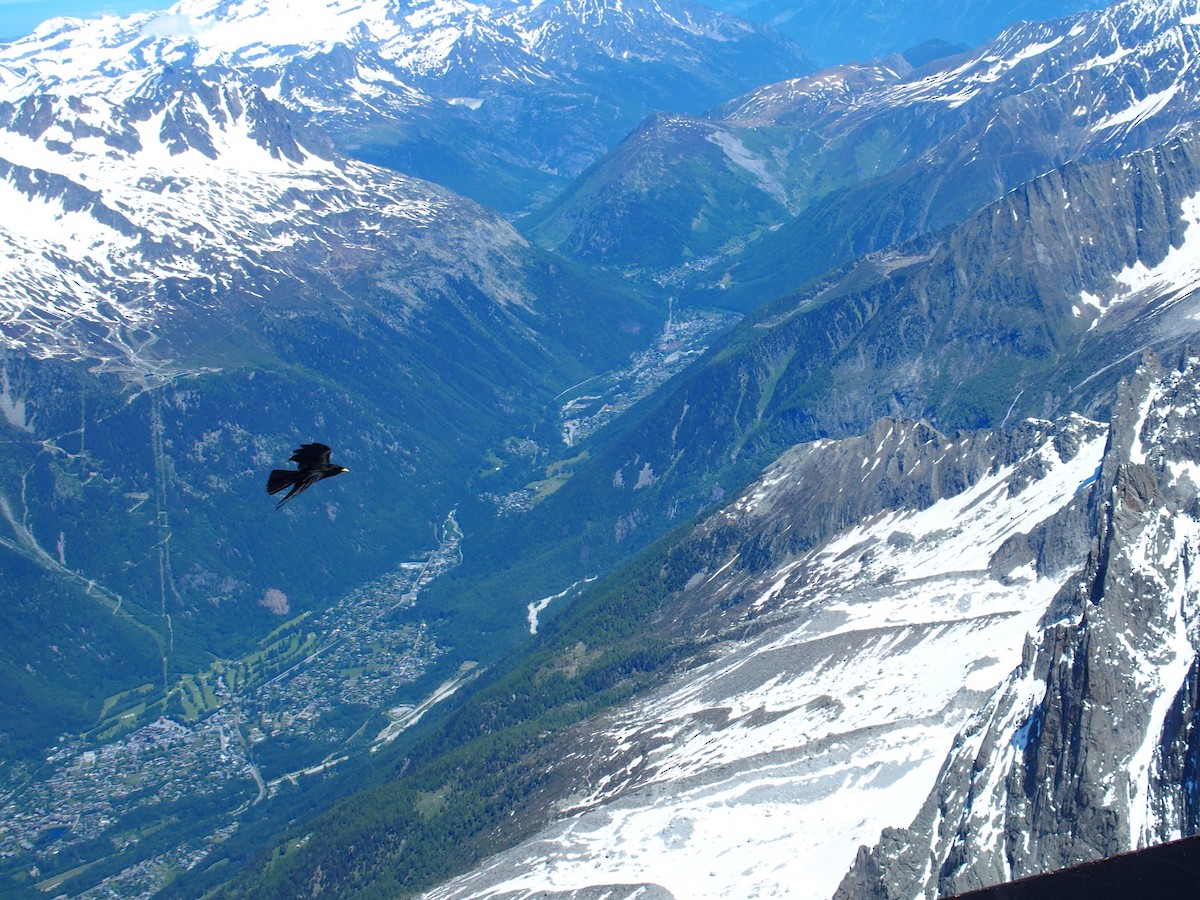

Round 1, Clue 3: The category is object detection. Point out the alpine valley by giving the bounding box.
[4,0,1200,898]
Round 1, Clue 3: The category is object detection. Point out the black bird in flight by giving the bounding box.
[267,443,349,508]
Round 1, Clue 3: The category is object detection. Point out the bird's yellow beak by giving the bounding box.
[341,467,351,473]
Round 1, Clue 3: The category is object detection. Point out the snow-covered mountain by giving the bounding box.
[417,346,1200,900]
[1,0,775,99]
[837,351,1200,897]
[0,0,804,370]
[423,412,1112,899]
[0,69,514,373]
[0,0,822,381]
[0,0,787,95]
[0,0,726,371]
[0,0,808,211]
[394,46,1200,887]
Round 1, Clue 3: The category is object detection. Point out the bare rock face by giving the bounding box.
[836,350,1200,899]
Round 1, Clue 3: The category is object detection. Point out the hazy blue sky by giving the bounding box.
[0,1,175,41]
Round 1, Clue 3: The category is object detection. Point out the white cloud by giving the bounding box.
[141,12,193,37]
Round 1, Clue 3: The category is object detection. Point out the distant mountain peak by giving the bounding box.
[1,0,791,102]
[0,0,809,211]
[529,0,1200,288]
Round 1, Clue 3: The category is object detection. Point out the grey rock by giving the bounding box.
[836,350,1200,899]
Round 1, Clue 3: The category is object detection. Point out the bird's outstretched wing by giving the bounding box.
[289,442,332,471]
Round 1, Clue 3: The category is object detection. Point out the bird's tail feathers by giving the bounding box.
[267,469,301,496]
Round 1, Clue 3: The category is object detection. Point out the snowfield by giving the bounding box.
[424,425,1110,899]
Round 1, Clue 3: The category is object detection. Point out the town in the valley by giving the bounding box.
[0,512,464,897]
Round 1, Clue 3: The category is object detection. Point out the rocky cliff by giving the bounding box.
[836,350,1200,898]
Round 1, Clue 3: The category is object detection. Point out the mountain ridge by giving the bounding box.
[527,0,1200,303]
[699,0,1108,67]
[0,0,810,212]
[496,125,1200,599]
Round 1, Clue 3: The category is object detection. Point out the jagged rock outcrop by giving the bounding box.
[836,350,1200,899]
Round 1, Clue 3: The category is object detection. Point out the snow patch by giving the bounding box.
[1077,190,1200,325]
[1091,84,1180,134]
[0,365,29,431]
[527,577,596,635]
[1126,512,1200,845]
